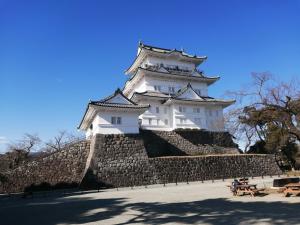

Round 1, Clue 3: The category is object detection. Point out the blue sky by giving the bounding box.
[1,0,300,152]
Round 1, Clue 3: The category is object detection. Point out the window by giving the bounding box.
[89,124,93,130]
[207,109,212,116]
[164,107,168,114]
[111,116,122,125]
[164,119,168,125]
[156,119,160,125]
[154,85,161,92]
[180,118,187,124]
[168,86,175,93]
[117,117,122,124]
[149,118,152,125]
[155,107,160,113]
[193,108,201,113]
[194,89,201,96]
[179,106,186,113]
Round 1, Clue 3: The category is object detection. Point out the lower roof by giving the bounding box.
[78,89,149,130]
[131,83,235,108]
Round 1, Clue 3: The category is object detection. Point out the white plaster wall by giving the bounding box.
[204,106,224,131]
[138,99,172,131]
[106,93,131,104]
[143,56,195,71]
[144,76,208,96]
[134,98,225,132]
[172,104,207,130]
[127,76,146,98]
[90,111,141,135]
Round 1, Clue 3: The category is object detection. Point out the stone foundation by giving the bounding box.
[0,141,90,193]
[141,130,240,157]
[80,134,157,189]
[150,154,282,184]
[0,130,283,193]
[80,132,282,188]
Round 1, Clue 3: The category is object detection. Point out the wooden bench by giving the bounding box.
[239,178,249,185]
[236,184,259,197]
[283,183,300,197]
[228,184,259,197]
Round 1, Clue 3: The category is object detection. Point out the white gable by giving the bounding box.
[106,93,132,104]
[157,67,169,73]
[177,88,202,100]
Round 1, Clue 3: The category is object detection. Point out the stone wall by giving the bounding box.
[141,130,240,157]
[0,131,283,193]
[149,154,282,184]
[0,141,90,193]
[80,133,282,189]
[80,134,157,189]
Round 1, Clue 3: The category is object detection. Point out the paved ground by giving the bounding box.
[1,177,300,225]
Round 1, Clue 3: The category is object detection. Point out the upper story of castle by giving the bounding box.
[125,42,207,75]
[123,42,220,98]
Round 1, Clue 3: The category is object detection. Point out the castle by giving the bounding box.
[0,43,282,193]
[78,42,235,138]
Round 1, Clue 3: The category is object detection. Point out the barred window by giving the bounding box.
[111,116,122,124]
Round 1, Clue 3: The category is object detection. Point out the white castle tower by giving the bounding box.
[79,42,235,138]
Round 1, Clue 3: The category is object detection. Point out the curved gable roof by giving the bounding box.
[126,42,207,75]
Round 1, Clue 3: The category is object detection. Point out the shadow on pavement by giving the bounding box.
[1,194,299,225]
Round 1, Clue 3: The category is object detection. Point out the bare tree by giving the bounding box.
[45,130,84,152]
[5,133,41,169]
[8,133,41,154]
[225,72,300,153]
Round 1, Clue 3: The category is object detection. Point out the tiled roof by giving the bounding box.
[132,91,170,98]
[78,89,150,130]
[124,67,220,91]
[172,83,203,99]
[140,42,207,60]
[91,88,138,105]
[144,64,200,76]
[90,102,150,109]
[126,42,207,75]
[89,89,150,109]
[132,86,235,105]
